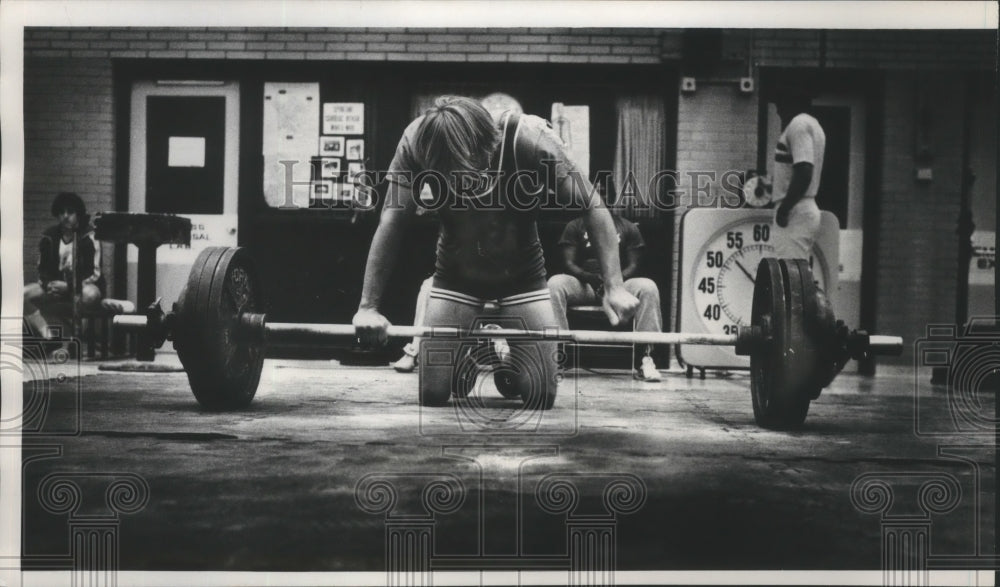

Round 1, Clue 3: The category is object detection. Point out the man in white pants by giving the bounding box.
[547,211,663,382]
[770,86,826,260]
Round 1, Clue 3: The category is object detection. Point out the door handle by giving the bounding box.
[228,228,237,235]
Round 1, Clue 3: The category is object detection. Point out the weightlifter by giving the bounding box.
[352,95,639,409]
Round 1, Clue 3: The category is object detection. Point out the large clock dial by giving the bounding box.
[691,220,827,336]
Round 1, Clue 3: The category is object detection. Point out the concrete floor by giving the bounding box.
[18,351,996,577]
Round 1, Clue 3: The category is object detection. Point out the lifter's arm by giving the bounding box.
[561,179,637,325]
[576,195,624,290]
[528,116,637,323]
[354,181,417,345]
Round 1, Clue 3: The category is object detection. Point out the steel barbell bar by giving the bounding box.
[112,246,904,429]
[113,316,738,346]
[115,315,902,354]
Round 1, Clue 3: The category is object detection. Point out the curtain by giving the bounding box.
[613,95,667,219]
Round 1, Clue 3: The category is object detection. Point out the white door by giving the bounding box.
[127,81,240,320]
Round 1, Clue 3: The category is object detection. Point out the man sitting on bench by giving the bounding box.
[547,209,663,381]
[24,192,132,341]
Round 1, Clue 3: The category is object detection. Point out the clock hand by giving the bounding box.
[734,259,756,284]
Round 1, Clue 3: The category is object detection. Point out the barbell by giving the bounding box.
[113,246,903,429]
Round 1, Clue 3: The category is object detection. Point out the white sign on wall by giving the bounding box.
[167,136,206,167]
[323,102,365,135]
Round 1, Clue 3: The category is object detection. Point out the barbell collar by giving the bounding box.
[735,322,767,356]
[857,334,904,358]
[114,314,152,331]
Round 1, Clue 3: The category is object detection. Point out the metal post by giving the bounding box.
[135,243,157,361]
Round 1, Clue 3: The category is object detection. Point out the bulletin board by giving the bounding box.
[262,82,320,208]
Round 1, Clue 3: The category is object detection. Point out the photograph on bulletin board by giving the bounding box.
[310,180,334,208]
[346,138,364,160]
[319,135,345,157]
[320,157,341,178]
[347,161,365,184]
[336,182,355,202]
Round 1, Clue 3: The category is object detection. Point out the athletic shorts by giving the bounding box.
[430,274,550,305]
[428,281,551,309]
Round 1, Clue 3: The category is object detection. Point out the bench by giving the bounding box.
[40,301,136,360]
[80,307,136,359]
[565,305,637,369]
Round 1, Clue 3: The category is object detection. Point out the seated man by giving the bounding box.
[23,192,131,339]
[548,211,663,381]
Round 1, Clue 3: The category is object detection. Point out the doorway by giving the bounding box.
[127,81,240,318]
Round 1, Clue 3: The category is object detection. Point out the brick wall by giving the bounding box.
[753,29,996,69]
[877,71,968,364]
[675,87,758,204]
[753,29,824,67]
[24,27,663,64]
[671,85,758,327]
[22,57,115,289]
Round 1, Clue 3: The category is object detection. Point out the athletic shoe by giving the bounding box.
[393,343,418,373]
[634,356,662,382]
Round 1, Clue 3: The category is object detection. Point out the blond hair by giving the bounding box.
[414,96,500,177]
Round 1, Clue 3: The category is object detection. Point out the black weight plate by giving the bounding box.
[176,246,265,410]
[789,258,827,400]
[779,259,812,427]
[173,246,225,360]
[174,247,225,401]
[209,248,263,404]
[208,247,265,409]
[750,258,810,428]
[750,258,786,428]
[171,246,221,354]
